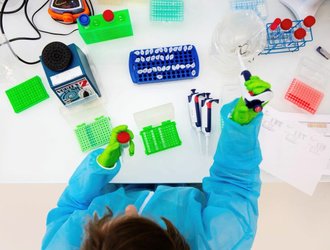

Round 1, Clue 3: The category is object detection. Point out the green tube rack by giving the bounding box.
[77,9,133,44]
[140,120,182,155]
[75,116,112,152]
[5,76,49,113]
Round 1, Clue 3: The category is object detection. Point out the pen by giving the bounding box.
[316,46,329,60]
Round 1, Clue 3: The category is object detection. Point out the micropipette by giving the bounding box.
[237,50,273,113]
[188,89,206,152]
[201,98,219,155]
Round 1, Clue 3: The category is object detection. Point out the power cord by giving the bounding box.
[32,0,78,36]
[0,0,41,64]
[0,0,25,14]
[0,0,94,65]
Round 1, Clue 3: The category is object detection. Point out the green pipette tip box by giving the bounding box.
[5,76,49,113]
[75,116,112,152]
[77,9,133,44]
[140,120,182,155]
[150,0,184,22]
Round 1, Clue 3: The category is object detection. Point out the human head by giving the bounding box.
[81,205,190,250]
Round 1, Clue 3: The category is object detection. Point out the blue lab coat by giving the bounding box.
[42,99,263,250]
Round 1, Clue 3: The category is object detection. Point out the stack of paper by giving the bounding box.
[259,106,330,195]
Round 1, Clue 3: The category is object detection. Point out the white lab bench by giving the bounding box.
[0,0,330,183]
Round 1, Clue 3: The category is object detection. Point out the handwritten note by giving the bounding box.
[259,106,330,195]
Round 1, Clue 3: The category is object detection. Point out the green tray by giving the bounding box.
[5,76,49,113]
[75,116,112,152]
[140,120,182,155]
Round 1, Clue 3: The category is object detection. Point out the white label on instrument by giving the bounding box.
[50,66,83,86]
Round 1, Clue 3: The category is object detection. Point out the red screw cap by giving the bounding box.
[270,18,281,31]
[294,28,306,40]
[117,131,130,144]
[303,15,316,28]
[280,18,292,30]
[103,10,114,22]
[254,106,263,113]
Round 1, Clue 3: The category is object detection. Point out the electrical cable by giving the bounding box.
[0,0,94,64]
[86,0,94,16]
[31,0,78,36]
[0,0,25,14]
[0,0,41,64]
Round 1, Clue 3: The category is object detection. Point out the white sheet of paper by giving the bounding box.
[273,111,330,175]
[259,107,330,195]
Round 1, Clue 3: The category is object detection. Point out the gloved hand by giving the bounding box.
[231,76,271,125]
[97,125,135,168]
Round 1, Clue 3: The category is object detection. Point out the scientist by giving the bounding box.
[42,77,271,250]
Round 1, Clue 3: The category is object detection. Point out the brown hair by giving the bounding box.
[81,208,190,250]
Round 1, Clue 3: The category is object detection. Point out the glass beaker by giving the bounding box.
[211,10,266,75]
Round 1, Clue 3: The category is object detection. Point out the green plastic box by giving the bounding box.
[5,76,49,113]
[75,116,112,152]
[77,9,133,44]
[140,120,182,155]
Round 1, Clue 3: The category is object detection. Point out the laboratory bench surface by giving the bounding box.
[0,0,330,183]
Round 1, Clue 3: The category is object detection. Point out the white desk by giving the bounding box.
[1,0,330,183]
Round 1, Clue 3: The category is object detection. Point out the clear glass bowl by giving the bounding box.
[211,10,266,75]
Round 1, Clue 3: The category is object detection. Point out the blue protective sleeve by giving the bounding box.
[42,148,120,250]
[202,99,263,249]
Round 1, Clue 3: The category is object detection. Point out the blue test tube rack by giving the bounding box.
[260,19,314,55]
[129,44,199,84]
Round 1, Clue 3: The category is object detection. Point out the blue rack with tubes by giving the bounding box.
[260,18,314,55]
[129,44,199,84]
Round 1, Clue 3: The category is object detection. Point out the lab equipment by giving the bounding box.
[150,0,184,22]
[285,78,324,114]
[48,0,90,23]
[96,0,123,3]
[40,42,101,107]
[261,16,315,55]
[280,18,293,30]
[316,46,329,60]
[201,98,220,135]
[284,57,329,114]
[133,103,175,129]
[230,0,268,20]
[188,89,206,132]
[231,76,272,125]
[117,131,135,156]
[97,125,134,167]
[75,116,112,152]
[211,11,266,74]
[269,18,281,30]
[188,89,206,152]
[237,51,273,113]
[129,45,199,84]
[240,73,273,113]
[140,120,182,155]
[230,51,273,125]
[188,89,219,154]
[5,76,49,113]
[280,0,325,20]
[201,97,219,155]
[77,9,133,44]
